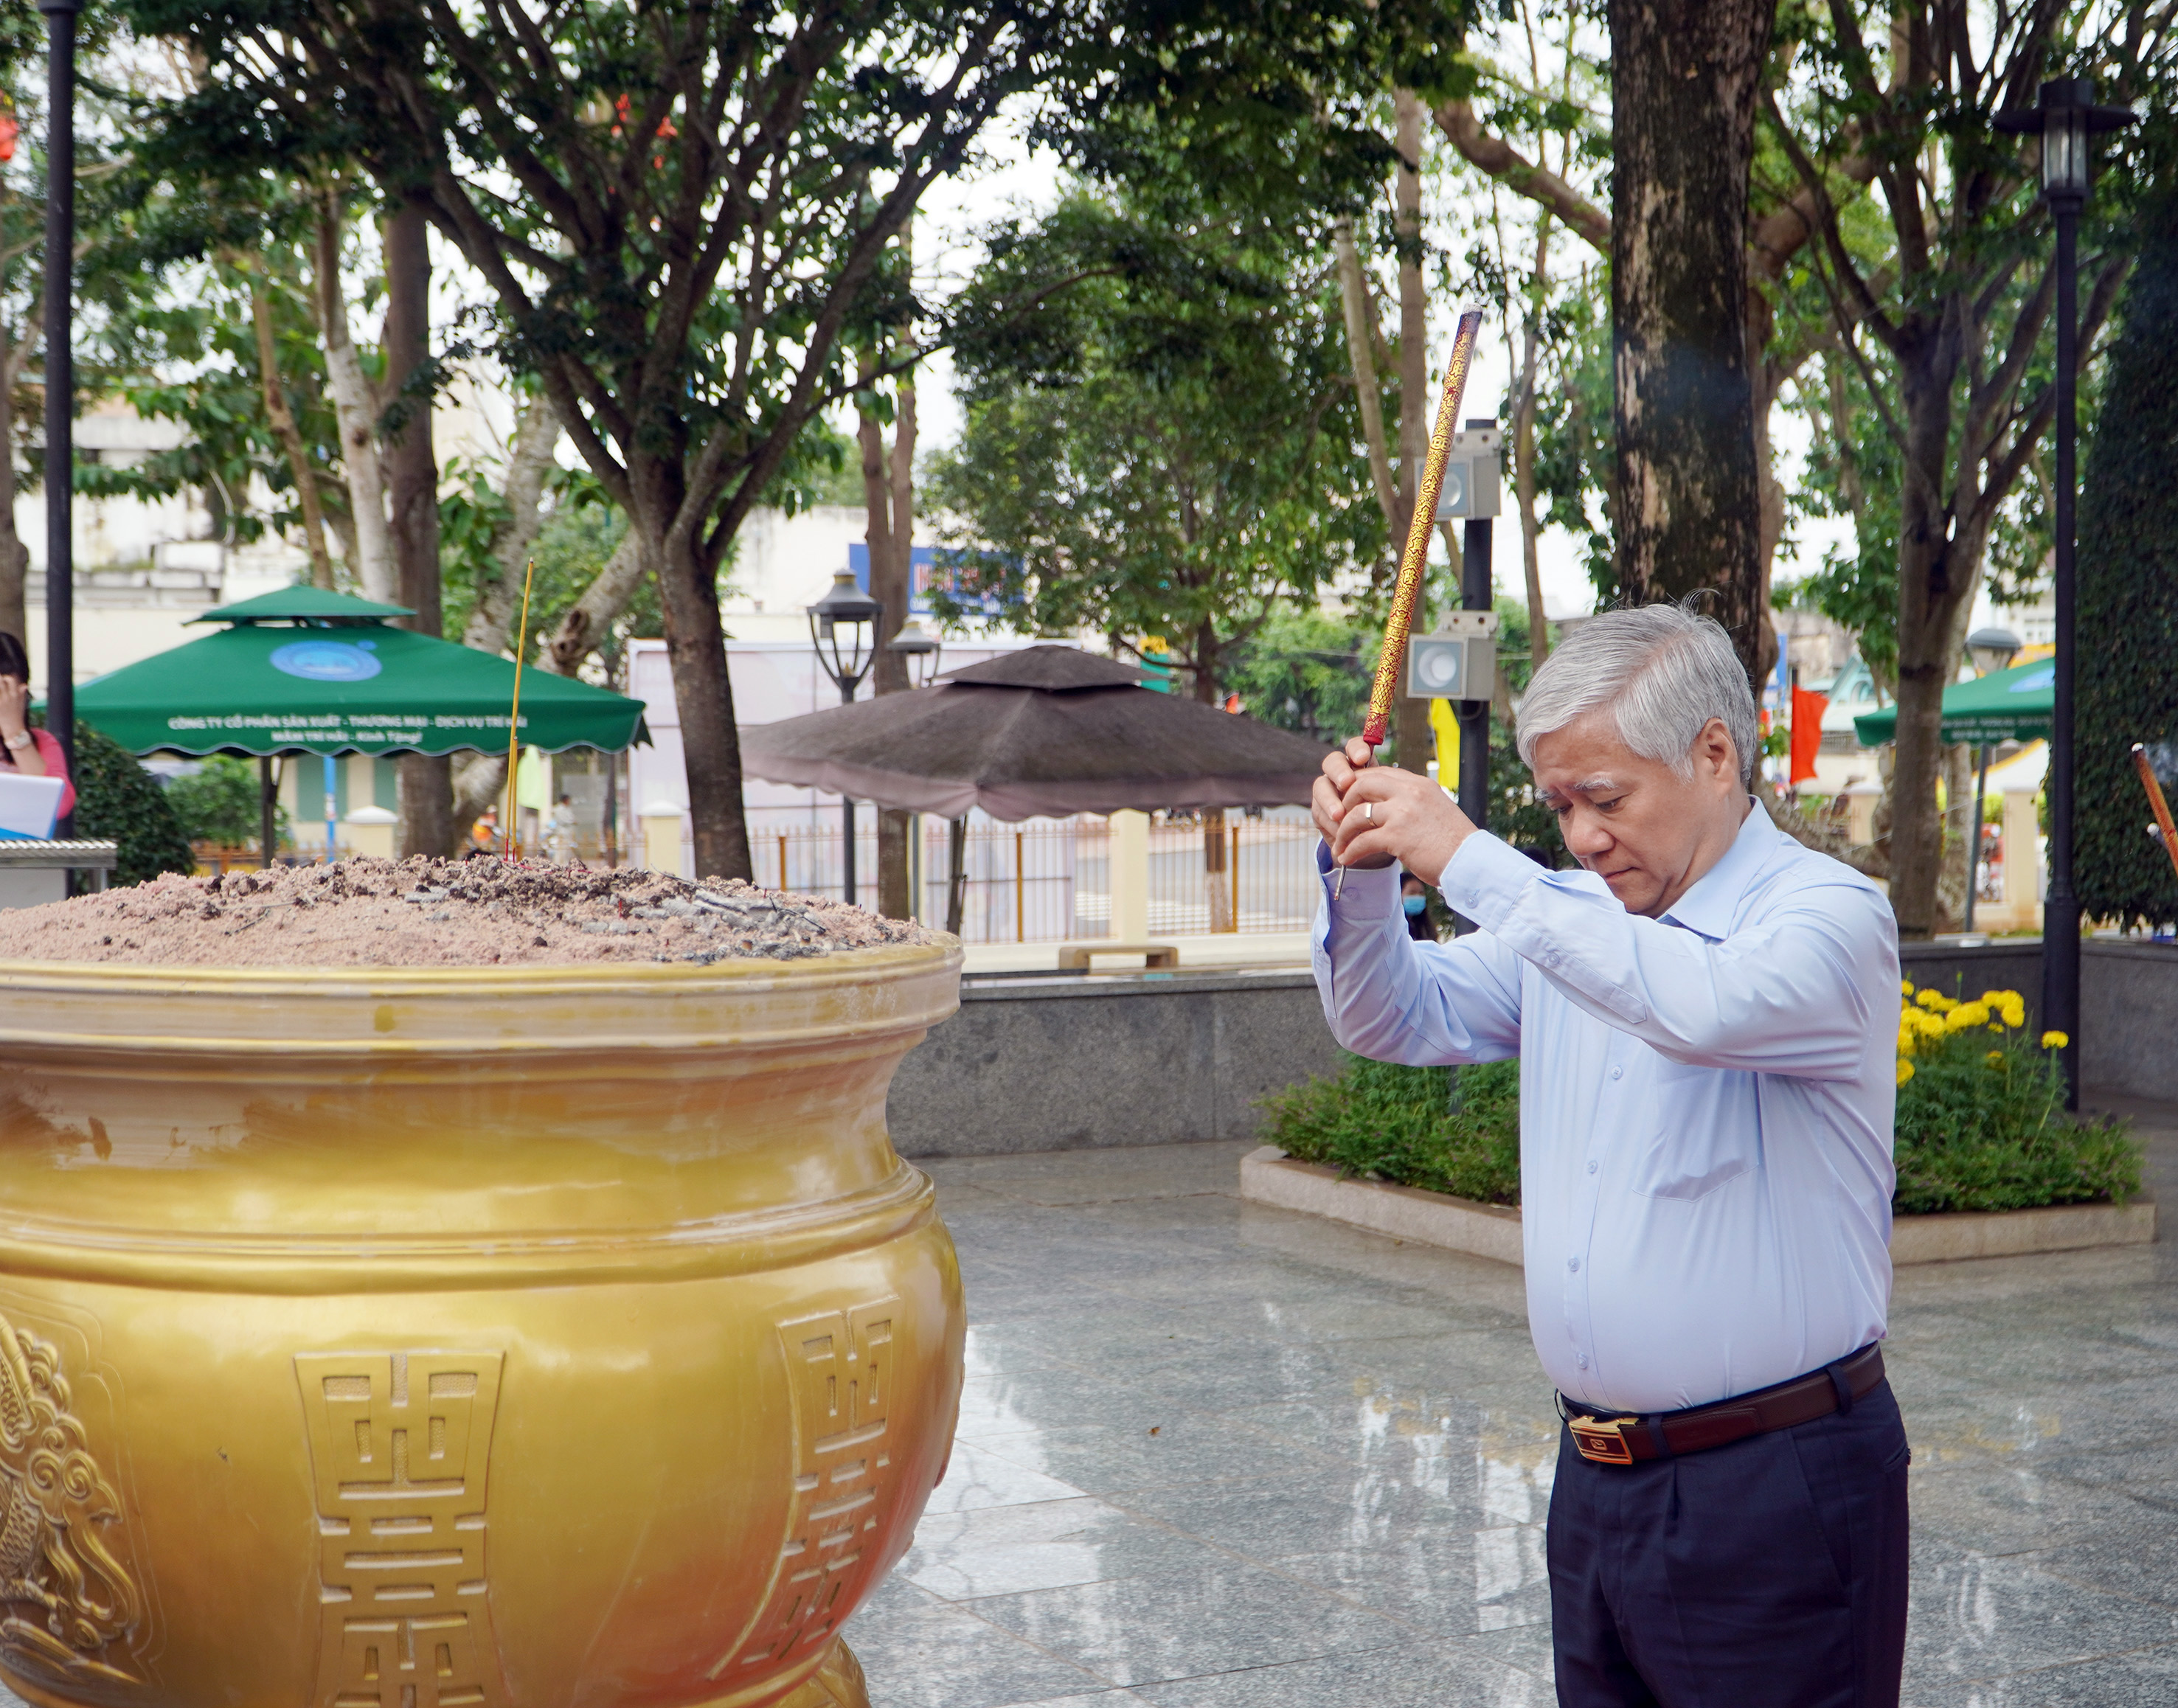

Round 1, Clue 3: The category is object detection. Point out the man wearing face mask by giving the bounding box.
[1310,603,1907,1707]
[1399,871,1436,940]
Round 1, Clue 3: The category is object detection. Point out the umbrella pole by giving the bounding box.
[260,755,277,869]
[946,816,967,936]
[1966,743,1989,933]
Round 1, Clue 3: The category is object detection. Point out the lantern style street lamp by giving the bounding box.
[887,619,943,688]
[1994,77,2137,1105]
[807,570,883,903]
[1961,626,2022,936]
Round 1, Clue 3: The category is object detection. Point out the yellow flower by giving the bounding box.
[1914,989,1945,1011]
[1901,979,1915,996]
[1980,990,2011,1007]
[1985,1050,2005,1067]
[2041,1030,2070,1050]
[1897,1030,1918,1058]
[1896,1058,1915,1086]
[2000,998,2026,1029]
[1944,1001,1991,1032]
[1910,1008,1946,1038]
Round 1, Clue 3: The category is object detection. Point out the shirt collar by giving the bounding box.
[1658,797,1778,940]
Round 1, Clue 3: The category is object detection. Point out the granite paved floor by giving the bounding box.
[845,1097,2178,1708]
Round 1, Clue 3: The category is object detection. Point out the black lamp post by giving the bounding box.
[40,0,76,835]
[1961,625,2022,937]
[808,569,883,903]
[887,619,943,688]
[1996,78,2137,1107]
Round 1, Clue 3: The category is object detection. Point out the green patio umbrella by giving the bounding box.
[76,586,648,758]
[69,587,648,861]
[1853,657,2054,747]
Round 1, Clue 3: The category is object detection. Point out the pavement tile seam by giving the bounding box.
[1932,1635,2178,1689]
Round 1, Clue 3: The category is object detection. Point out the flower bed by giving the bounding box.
[1261,984,2141,1216]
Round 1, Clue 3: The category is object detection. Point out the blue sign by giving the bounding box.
[269,639,383,682]
[847,544,1000,617]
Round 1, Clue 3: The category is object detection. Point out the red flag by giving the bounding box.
[1789,687,1829,785]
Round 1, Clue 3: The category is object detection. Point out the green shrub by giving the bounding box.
[60,723,197,887]
[1260,1055,1522,1207]
[165,754,287,849]
[1892,983,2142,1215]
[1261,982,2142,1218]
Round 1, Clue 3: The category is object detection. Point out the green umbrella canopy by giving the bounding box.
[1853,657,2053,748]
[73,588,649,758]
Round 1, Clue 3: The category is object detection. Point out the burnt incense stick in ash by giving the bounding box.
[1334,309,1485,900]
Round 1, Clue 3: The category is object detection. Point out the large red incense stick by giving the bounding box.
[2135,743,2178,884]
[1333,311,1483,899]
[1361,308,1484,746]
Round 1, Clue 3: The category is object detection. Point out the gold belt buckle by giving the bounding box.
[1570,1414,1642,1465]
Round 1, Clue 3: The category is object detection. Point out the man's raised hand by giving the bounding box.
[1313,738,1477,888]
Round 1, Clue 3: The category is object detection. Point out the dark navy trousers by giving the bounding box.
[1547,1376,1910,1708]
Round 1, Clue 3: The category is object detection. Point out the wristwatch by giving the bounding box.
[1,730,30,751]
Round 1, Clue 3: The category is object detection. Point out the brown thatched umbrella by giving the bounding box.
[741,645,1333,819]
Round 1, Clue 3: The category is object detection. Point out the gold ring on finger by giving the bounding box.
[1363,802,1373,822]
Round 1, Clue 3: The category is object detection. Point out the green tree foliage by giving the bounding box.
[929,192,1386,699]
[440,480,665,663]
[63,723,195,887]
[121,0,1453,881]
[81,245,338,552]
[2078,180,2178,931]
[164,754,288,850]
[1218,609,1373,744]
[1260,1055,1523,1207]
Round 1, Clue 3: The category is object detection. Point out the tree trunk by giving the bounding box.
[656,523,751,883]
[246,272,335,590]
[313,193,398,605]
[541,530,645,676]
[459,395,561,659]
[1607,0,1775,684]
[1513,224,1551,675]
[1886,345,1974,940]
[1392,88,1434,775]
[383,197,456,860]
[1334,218,1398,533]
[864,235,920,919]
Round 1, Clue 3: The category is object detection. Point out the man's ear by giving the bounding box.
[1695,718,1738,785]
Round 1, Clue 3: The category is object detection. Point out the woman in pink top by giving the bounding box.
[0,631,77,820]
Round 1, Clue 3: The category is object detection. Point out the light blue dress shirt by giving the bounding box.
[1311,800,1901,1415]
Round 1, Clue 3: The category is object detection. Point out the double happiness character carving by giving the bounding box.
[712,1302,901,1687]
[0,1312,142,1689]
[296,1351,508,1708]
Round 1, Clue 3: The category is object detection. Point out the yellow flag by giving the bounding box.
[1429,698,1460,790]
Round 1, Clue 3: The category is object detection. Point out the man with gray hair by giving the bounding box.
[1310,603,1906,1707]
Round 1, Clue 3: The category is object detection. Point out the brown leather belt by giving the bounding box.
[1562,1344,1885,1466]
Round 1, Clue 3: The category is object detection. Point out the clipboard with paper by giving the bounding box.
[0,771,65,840]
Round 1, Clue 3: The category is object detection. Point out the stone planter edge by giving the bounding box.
[1238,1147,2157,1268]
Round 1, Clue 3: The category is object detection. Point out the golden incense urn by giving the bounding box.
[0,942,965,1708]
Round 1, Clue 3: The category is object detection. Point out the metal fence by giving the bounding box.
[748,810,1321,942]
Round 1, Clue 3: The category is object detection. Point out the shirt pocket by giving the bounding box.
[1629,1059,1760,1201]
